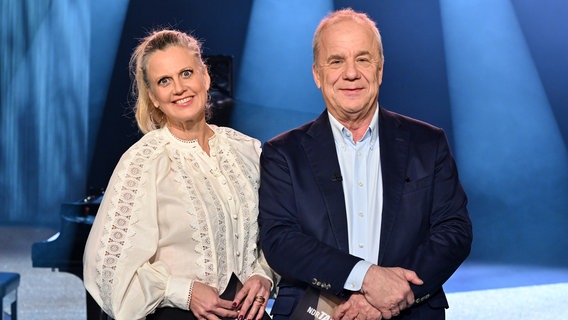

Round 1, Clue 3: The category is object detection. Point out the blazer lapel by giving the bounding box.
[302,112,350,252]
[377,107,409,264]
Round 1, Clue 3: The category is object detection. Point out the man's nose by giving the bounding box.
[343,61,360,80]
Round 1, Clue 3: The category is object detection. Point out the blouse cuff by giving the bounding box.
[165,276,194,310]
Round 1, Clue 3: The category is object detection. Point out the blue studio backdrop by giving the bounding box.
[1,0,567,268]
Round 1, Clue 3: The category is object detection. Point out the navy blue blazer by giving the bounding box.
[259,107,472,319]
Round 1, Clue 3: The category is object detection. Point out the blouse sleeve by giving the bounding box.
[251,250,280,290]
[83,143,192,320]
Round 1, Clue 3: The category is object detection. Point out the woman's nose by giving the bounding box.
[172,79,185,94]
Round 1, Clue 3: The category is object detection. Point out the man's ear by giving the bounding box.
[312,63,322,89]
[377,63,384,86]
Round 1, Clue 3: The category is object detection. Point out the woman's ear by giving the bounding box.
[148,90,159,108]
[204,68,211,91]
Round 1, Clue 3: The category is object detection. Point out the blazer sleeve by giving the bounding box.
[401,129,472,303]
[259,139,361,296]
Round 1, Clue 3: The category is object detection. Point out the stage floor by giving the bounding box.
[1,225,567,319]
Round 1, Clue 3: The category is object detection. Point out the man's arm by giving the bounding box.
[362,128,472,314]
[258,140,361,295]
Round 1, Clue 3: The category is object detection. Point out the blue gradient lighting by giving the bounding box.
[0,0,128,226]
[440,0,568,265]
[233,0,333,142]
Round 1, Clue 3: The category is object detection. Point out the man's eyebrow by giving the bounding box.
[327,51,372,60]
[356,50,372,57]
[326,54,344,62]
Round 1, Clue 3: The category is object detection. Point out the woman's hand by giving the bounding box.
[233,275,271,320]
[190,282,238,320]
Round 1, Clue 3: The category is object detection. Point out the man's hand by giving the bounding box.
[333,293,382,320]
[361,265,423,319]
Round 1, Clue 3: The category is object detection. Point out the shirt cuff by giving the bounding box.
[164,276,194,310]
[344,260,373,292]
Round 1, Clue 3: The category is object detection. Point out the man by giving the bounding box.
[259,8,472,320]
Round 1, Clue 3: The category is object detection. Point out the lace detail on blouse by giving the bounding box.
[168,127,260,290]
[217,142,259,276]
[91,126,264,314]
[170,148,228,286]
[96,135,162,311]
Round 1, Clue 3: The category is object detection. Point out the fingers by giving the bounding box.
[235,276,271,320]
[334,293,383,320]
[253,295,269,320]
[402,269,423,285]
[237,294,268,320]
[236,290,268,317]
[191,282,239,319]
[362,265,421,315]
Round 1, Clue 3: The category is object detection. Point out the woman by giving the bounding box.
[83,29,275,320]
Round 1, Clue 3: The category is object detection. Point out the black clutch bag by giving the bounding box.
[148,273,270,320]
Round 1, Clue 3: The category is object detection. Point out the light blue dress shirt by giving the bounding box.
[328,107,383,292]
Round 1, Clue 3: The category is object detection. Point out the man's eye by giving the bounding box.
[328,60,343,67]
[182,69,193,77]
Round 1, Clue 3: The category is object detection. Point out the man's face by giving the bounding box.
[312,19,383,123]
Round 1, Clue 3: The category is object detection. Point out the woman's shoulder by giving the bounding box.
[120,128,170,162]
[211,125,261,157]
[212,125,257,142]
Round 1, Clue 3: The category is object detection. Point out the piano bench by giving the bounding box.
[0,272,20,320]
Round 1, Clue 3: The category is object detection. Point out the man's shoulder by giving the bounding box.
[267,110,331,144]
[265,117,322,146]
[381,107,443,134]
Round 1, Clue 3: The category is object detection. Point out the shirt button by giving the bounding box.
[358,243,364,248]
[357,151,362,157]
[358,212,364,217]
[358,181,364,187]
[232,215,238,220]
[236,251,240,257]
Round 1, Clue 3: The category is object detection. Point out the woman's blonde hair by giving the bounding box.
[129,29,208,133]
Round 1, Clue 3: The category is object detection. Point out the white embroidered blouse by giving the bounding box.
[83,125,274,320]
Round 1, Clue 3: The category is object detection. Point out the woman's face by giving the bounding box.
[146,45,210,127]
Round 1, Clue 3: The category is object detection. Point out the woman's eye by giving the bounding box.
[182,69,193,77]
[158,78,170,86]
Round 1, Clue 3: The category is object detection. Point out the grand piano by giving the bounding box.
[31,192,109,320]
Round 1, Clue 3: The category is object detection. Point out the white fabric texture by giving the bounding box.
[83,125,274,320]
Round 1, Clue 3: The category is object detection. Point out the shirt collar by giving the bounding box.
[328,106,379,147]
